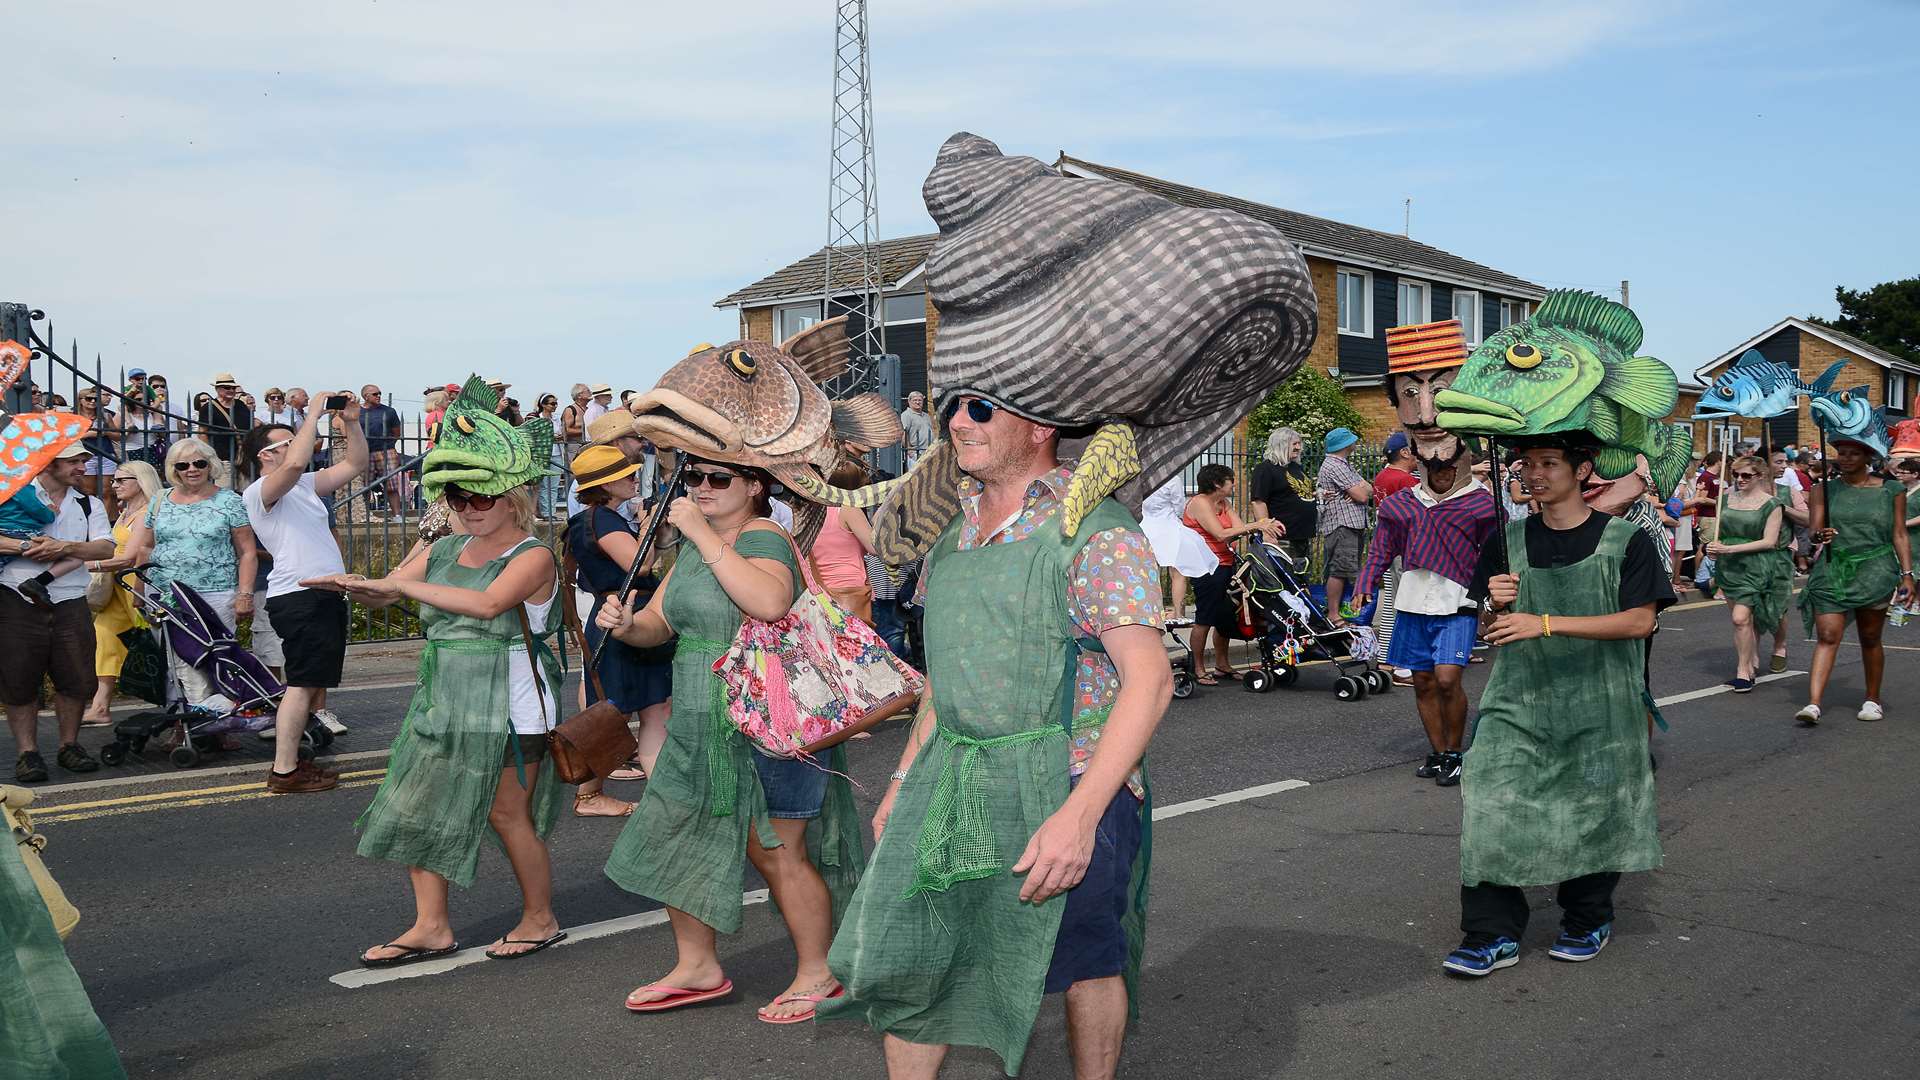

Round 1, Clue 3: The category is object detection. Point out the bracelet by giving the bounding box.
[1541,612,1553,637]
[889,770,909,782]
[701,548,729,566]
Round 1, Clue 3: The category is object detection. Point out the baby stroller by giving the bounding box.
[1231,539,1389,701]
[1160,617,1198,700]
[98,568,334,769]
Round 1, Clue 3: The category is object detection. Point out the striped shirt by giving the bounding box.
[1358,481,1498,597]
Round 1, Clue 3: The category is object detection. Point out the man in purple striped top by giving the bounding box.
[1356,450,1498,787]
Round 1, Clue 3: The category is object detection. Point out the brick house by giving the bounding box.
[714,154,1544,443]
[1681,317,1919,450]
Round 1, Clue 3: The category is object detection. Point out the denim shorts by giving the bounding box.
[1043,779,1144,993]
[1385,610,1480,672]
[752,749,830,819]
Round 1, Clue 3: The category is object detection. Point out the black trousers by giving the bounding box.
[1460,872,1621,946]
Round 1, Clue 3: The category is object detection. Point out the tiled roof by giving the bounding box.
[1056,154,1544,297]
[713,234,938,308]
[1696,316,1920,381]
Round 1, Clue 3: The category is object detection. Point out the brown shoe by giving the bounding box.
[266,761,339,794]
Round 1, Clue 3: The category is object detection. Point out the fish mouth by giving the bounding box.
[1689,400,1743,420]
[627,390,736,456]
[1433,389,1527,434]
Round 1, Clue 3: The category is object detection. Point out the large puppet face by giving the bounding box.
[1391,368,1464,464]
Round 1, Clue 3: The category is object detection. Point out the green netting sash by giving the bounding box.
[905,724,1066,899]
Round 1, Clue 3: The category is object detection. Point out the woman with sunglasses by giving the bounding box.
[596,457,863,1022]
[71,388,119,507]
[530,394,565,520]
[1794,438,1913,724]
[118,390,171,468]
[124,438,259,710]
[83,460,162,725]
[1703,455,1790,693]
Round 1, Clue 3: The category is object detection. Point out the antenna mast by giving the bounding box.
[821,0,884,398]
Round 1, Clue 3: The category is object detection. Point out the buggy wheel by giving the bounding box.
[170,744,199,769]
[305,723,335,752]
[1334,676,1362,701]
[1274,664,1300,687]
[1171,671,1196,700]
[99,743,127,767]
[1364,669,1391,695]
[1243,669,1272,693]
[296,742,314,762]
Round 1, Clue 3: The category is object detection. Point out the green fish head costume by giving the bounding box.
[419,375,553,502]
[1435,289,1693,496]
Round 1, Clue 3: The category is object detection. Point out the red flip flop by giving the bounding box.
[626,979,735,1013]
[757,985,845,1025]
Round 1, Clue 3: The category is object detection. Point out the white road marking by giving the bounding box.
[330,778,1318,989]
[1654,670,1804,707]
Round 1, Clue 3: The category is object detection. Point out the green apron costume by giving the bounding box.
[1716,494,1793,632]
[1801,478,1902,636]
[1461,517,1661,887]
[355,536,564,887]
[603,528,864,931]
[1,833,126,1080]
[820,498,1150,1076]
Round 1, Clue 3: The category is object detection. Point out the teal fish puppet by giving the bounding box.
[1808,383,1891,458]
[419,376,554,501]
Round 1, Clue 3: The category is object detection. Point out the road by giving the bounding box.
[20,597,1920,1079]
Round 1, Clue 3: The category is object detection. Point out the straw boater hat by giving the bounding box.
[586,411,636,447]
[1385,319,1469,376]
[210,372,240,388]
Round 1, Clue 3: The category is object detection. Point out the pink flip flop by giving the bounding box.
[757,985,845,1025]
[626,978,735,1013]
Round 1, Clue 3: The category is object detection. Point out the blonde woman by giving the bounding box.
[83,460,161,725]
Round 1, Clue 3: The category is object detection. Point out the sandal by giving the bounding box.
[626,978,735,1013]
[1194,674,1219,687]
[360,941,460,969]
[606,761,647,782]
[574,791,636,818]
[484,931,567,960]
[1211,668,1241,681]
[758,984,845,1025]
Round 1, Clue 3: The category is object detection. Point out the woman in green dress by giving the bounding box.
[596,457,862,1023]
[1705,455,1789,692]
[1795,439,1914,724]
[309,484,571,967]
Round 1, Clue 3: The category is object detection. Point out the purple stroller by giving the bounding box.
[98,568,335,769]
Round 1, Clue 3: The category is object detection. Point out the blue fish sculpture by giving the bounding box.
[1808,384,1891,457]
[1693,349,1846,420]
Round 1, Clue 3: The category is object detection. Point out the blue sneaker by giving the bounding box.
[1442,937,1519,977]
[1548,924,1611,962]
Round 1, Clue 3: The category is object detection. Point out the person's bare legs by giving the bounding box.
[1188,623,1211,680]
[1064,975,1129,1080]
[6,702,42,753]
[1168,569,1187,621]
[85,676,117,724]
[747,816,837,1019]
[1325,576,1348,625]
[634,699,670,775]
[626,908,725,1007]
[1212,627,1233,675]
[361,867,455,963]
[486,762,562,954]
[1770,611,1791,666]
[1856,608,1888,703]
[1805,612,1847,709]
[272,685,316,772]
[1411,670,1445,753]
[50,694,82,749]
[1728,603,1757,681]
[1432,664,1469,752]
[883,1035,949,1079]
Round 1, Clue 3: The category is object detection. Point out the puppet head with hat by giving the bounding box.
[418,375,553,503]
[1385,319,1473,490]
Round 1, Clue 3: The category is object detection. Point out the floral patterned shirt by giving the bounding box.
[916,465,1163,795]
[145,488,251,595]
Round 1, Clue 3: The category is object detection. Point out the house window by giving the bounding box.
[1453,290,1482,344]
[1336,268,1371,336]
[1890,371,1911,414]
[774,302,822,342]
[1499,299,1531,328]
[883,292,926,325]
[1396,280,1429,327]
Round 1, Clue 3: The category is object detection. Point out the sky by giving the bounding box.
[13,0,1920,417]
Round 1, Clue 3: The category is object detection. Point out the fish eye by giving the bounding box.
[1505,342,1543,370]
[725,347,757,381]
[455,415,476,434]
[1717,386,1734,398]
[1837,392,1851,405]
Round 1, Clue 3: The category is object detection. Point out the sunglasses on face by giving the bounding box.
[685,469,740,490]
[1732,471,1759,480]
[942,396,1002,424]
[267,394,284,401]
[174,459,209,473]
[445,489,498,512]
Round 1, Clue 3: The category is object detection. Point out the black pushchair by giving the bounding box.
[98,568,334,769]
[1160,617,1198,700]
[1230,539,1388,700]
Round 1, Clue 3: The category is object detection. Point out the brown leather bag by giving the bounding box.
[516,572,636,785]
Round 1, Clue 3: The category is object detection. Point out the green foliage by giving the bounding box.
[1807,277,1920,363]
[1246,366,1369,450]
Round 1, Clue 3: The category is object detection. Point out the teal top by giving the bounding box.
[145,488,251,594]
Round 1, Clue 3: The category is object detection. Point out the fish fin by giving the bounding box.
[1650,424,1694,498]
[782,316,852,382]
[1597,354,1679,418]
[831,393,906,448]
[1731,349,1772,371]
[1532,290,1644,355]
[873,441,966,565]
[1585,397,1622,442]
[1807,361,1847,395]
[1593,446,1638,480]
[1062,423,1141,536]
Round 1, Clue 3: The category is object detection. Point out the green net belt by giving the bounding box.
[905,723,1066,899]
[675,633,739,817]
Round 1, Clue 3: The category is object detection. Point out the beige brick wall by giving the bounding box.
[1347,388,1397,440]
[742,306,773,344]
[1799,332,1882,446]
[1304,255,1340,383]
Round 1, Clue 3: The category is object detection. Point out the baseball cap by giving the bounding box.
[1383,431,1409,457]
[54,443,92,460]
[128,368,147,378]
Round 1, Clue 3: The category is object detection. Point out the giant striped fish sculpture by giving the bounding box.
[1692,348,1846,421]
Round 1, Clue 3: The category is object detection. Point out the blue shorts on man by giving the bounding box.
[1387,610,1480,671]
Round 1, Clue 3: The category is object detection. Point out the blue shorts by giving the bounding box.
[1043,779,1143,993]
[1385,610,1479,672]
[752,750,829,819]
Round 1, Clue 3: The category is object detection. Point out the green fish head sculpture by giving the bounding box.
[419,375,553,502]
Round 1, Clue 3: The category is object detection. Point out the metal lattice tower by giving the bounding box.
[820,0,884,398]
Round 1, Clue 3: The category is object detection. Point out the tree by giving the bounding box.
[1246,365,1369,450]
[1807,277,1920,363]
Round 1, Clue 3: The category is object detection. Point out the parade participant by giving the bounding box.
[1183,464,1279,684]
[1704,455,1789,692]
[308,380,569,965]
[595,454,864,1022]
[1448,435,1672,976]
[1794,437,1912,725]
[815,133,1314,1079]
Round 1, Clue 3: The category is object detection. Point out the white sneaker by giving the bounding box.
[315,709,349,735]
[1857,701,1884,723]
[1793,703,1822,725]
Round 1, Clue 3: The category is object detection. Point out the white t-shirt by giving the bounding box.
[583,400,610,428]
[0,480,111,603]
[769,497,794,531]
[243,474,345,597]
[507,585,561,735]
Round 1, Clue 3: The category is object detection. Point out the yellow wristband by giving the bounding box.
[1542,613,1553,637]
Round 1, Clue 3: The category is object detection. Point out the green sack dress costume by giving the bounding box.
[1460,516,1661,887]
[355,536,564,887]
[1800,478,1903,636]
[1,827,127,1080]
[603,527,864,932]
[1715,494,1793,632]
[820,498,1149,1076]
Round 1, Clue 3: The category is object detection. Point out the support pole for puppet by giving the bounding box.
[1487,436,1511,578]
[590,456,688,670]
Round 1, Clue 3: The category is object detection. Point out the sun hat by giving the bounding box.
[586,411,636,447]
[54,442,93,460]
[569,444,640,488]
[210,372,240,387]
[590,383,613,396]
[1324,427,1359,453]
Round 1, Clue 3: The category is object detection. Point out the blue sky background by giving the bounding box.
[13,0,1918,416]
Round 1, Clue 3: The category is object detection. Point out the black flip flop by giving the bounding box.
[361,942,460,969]
[485,931,568,960]
[1211,669,1241,682]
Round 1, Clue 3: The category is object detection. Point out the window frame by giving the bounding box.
[1335,266,1373,338]
[1452,290,1482,344]
[1889,370,1911,414]
[1499,298,1531,329]
[773,301,824,342]
[882,292,927,326]
[1396,278,1430,328]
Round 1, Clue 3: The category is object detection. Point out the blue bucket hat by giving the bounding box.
[1324,427,1359,453]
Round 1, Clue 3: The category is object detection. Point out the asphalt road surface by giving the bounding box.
[21,597,1920,1079]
